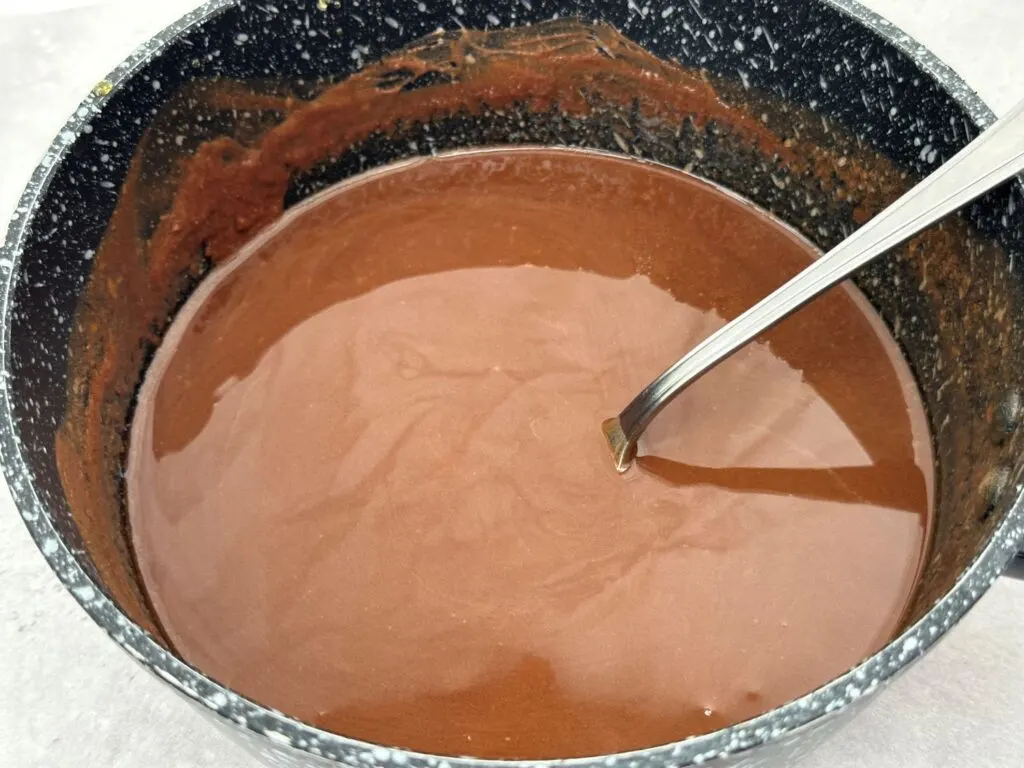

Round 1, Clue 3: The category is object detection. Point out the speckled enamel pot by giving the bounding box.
[3,1,1024,767]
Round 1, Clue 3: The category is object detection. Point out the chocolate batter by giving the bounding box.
[126,147,932,759]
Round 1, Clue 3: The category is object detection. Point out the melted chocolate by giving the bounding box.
[127,148,932,758]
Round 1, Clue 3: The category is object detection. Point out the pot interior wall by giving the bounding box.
[7,0,1024,648]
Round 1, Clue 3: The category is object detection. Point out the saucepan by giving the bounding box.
[2,1,1023,766]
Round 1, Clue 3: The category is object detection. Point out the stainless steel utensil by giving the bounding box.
[604,97,1024,472]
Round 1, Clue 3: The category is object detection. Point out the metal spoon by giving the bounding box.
[603,97,1024,472]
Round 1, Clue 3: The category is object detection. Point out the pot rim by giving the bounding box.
[1,1,1022,766]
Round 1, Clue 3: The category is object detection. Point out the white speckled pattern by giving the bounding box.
[0,1,1022,767]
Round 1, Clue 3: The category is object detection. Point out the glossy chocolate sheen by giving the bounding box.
[127,148,932,759]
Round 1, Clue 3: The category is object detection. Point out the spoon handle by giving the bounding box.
[605,97,1024,472]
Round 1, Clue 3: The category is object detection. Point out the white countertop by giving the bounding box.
[0,1,1022,766]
